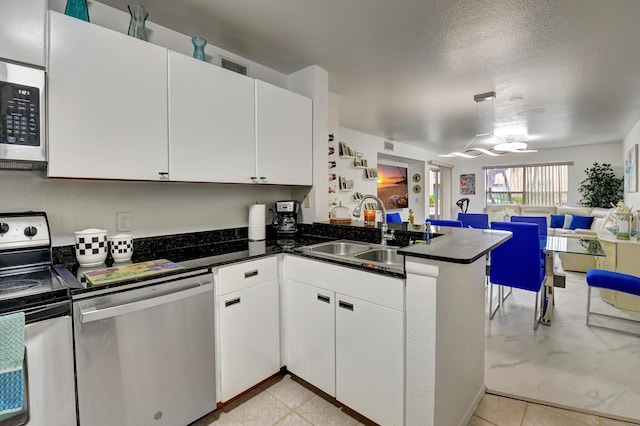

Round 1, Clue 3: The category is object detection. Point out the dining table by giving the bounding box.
[541,235,605,325]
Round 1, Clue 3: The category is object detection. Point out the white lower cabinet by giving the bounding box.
[335,294,404,426]
[284,279,335,396]
[284,256,404,425]
[217,258,280,401]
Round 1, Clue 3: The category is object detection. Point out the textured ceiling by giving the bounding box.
[98,0,640,153]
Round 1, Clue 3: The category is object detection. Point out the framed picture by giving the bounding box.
[460,174,476,195]
[625,144,638,193]
[377,165,408,209]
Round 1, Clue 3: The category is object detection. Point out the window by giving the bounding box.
[484,163,569,205]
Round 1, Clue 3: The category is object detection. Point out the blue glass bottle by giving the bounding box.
[65,0,89,22]
[192,37,207,61]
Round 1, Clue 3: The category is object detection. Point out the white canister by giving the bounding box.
[110,233,134,262]
[75,228,108,266]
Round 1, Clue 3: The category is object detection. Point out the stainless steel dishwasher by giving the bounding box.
[72,270,215,426]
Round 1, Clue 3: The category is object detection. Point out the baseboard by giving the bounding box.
[458,384,487,426]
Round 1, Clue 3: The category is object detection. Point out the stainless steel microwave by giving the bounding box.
[0,60,46,169]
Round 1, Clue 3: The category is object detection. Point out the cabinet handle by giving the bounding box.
[250,176,258,183]
[225,297,241,307]
[338,300,354,311]
[158,172,169,181]
[259,177,267,183]
[244,270,259,279]
[317,294,331,304]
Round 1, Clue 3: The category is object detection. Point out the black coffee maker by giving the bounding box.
[272,200,300,237]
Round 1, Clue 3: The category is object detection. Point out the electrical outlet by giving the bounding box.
[303,194,310,208]
[116,212,131,232]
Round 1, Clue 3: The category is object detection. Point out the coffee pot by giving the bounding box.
[272,200,299,237]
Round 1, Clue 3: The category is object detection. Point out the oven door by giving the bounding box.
[0,301,76,426]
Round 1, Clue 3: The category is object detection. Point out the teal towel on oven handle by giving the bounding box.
[0,312,25,372]
[0,312,26,415]
[0,369,23,415]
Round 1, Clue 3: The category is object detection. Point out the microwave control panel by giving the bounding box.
[0,82,40,147]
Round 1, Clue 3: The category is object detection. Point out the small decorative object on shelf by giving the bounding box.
[65,0,89,21]
[613,201,633,240]
[191,37,207,61]
[365,168,379,179]
[328,161,337,169]
[329,186,336,194]
[329,173,337,181]
[408,208,415,225]
[338,176,354,190]
[127,4,149,41]
[339,141,355,157]
[328,147,335,155]
[328,133,335,142]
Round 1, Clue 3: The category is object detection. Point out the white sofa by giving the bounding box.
[484,204,614,272]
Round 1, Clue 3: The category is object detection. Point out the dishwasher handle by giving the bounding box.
[80,283,212,324]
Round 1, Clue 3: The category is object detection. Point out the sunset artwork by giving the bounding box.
[377,164,409,209]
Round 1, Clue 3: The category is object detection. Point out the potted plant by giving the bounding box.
[578,162,623,208]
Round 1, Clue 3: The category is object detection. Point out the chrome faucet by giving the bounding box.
[353,194,395,246]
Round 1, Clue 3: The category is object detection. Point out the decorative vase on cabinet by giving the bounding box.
[65,0,89,22]
[192,37,207,61]
[127,4,148,41]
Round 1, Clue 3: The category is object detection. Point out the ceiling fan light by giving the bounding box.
[493,141,528,152]
[468,147,504,157]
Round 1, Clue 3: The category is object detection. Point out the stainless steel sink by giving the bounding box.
[304,240,371,256]
[354,248,404,266]
[298,240,404,272]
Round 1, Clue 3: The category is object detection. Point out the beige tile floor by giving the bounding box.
[190,373,639,426]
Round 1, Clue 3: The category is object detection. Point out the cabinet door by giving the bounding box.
[48,12,168,180]
[336,294,404,426]
[218,280,280,401]
[255,80,312,185]
[284,279,335,396]
[168,52,256,183]
[0,0,46,67]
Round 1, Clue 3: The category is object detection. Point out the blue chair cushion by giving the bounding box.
[428,219,463,227]
[568,215,594,230]
[586,269,640,297]
[490,222,545,292]
[386,212,402,224]
[457,213,489,229]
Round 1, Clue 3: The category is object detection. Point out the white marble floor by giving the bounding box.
[485,268,640,424]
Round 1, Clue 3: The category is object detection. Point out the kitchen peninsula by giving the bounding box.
[55,223,510,426]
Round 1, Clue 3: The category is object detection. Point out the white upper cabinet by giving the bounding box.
[256,80,312,185]
[0,0,46,67]
[47,12,169,180]
[168,52,256,183]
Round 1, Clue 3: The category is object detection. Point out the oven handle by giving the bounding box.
[80,283,212,324]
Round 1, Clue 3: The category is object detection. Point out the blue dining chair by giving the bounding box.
[457,213,489,229]
[386,212,402,224]
[510,215,548,248]
[586,269,640,336]
[427,219,463,228]
[489,222,546,329]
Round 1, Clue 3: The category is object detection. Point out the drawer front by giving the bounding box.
[284,255,404,311]
[217,256,278,295]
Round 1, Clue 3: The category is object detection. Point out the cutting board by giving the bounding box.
[83,259,183,286]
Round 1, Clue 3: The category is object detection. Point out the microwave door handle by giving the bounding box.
[80,283,212,324]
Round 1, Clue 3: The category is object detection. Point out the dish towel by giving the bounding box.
[0,312,25,415]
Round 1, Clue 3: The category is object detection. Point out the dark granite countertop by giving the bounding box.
[398,228,512,264]
[55,222,511,296]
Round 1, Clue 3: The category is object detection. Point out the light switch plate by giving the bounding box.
[116,212,131,232]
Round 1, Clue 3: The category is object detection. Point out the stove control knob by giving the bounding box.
[24,226,38,237]
[0,223,8,234]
